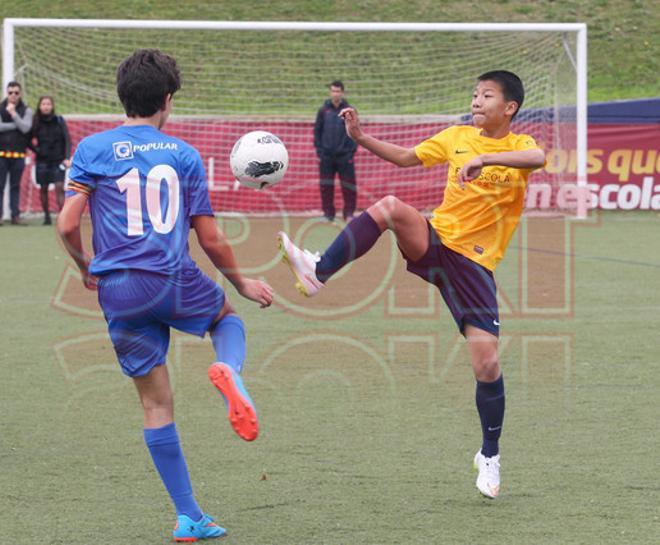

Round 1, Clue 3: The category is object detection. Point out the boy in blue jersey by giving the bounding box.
[57,49,273,542]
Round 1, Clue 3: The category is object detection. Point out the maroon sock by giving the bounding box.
[315,212,383,282]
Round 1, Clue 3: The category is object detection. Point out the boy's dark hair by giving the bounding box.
[117,49,181,117]
[478,70,525,118]
[7,81,22,90]
[329,80,345,91]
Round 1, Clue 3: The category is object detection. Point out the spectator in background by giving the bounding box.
[314,80,358,222]
[0,81,33,225]
[31,96,71,225]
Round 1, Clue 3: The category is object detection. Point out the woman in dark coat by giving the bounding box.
[31,96,71,225]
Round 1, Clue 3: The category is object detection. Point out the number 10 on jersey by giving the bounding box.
[116,165,180,236]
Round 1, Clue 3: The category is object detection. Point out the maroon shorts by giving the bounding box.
[401,221,499,336]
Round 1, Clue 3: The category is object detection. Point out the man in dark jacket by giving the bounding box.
[314,80,358,222]
[0,82,33,225]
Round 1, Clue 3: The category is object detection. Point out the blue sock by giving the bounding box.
[315,211,382,282]
[475,375,505,457]
[210,314,246,373]
[143,423,202,521]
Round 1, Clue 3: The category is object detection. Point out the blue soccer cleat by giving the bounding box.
[173,513,226,542]
[208,363,259,441]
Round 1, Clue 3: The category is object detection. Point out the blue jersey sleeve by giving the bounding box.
[67,140,97,196]
[185,150,213,217]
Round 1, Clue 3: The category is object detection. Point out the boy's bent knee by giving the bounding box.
[379,195,400,211]
[371,195,403,225]
[211,299,236,328]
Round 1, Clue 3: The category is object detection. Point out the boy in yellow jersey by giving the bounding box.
[277,71,545,499]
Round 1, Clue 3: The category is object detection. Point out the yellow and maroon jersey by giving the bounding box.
[415,125,540,271]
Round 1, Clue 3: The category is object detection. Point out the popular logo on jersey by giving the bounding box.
[113,141,134,161]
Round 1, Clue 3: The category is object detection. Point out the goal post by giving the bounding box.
[2,18,587,218]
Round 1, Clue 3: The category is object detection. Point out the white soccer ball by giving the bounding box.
[230,130,289,189]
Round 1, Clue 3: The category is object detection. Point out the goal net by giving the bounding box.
[3,20,587,217]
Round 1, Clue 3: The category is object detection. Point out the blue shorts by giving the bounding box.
[97,267,225,377]
[402,221,499,336]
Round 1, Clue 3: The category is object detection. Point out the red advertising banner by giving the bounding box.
[14,120,660,214]
[542,123,660,210]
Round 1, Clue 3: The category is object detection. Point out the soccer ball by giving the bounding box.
[230,130,289,189]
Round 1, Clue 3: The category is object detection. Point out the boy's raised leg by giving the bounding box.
[278,195,429,295]
[208,313,259,442]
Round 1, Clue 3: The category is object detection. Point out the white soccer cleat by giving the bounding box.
[277,231,323,297]
[473,450,501,499]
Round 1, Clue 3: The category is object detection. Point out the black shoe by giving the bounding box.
[43,215,52,225]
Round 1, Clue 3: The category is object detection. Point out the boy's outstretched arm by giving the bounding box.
[192,215,273,308]
[458,149,546,188]
[339,107,422,168]
[57,192,98,290]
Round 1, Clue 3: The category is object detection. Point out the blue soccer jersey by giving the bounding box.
[67,124,213,275]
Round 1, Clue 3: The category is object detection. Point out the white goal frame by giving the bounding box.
[2,18,588,217]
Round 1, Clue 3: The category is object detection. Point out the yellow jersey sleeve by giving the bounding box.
[515,133,540,151]
[514,133,545,171]
[414,126,457,168]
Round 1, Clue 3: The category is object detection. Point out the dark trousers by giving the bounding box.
[319,153,357,220]
[0,157,25,219]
